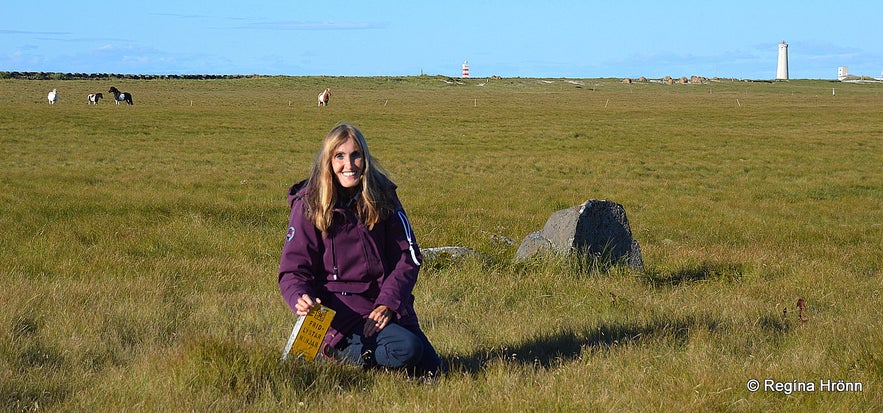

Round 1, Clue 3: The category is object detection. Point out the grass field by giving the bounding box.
[1,76,881,411]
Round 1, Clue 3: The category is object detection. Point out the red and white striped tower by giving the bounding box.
[461,60,470,78]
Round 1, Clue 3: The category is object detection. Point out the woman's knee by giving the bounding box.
[375,326,424,368]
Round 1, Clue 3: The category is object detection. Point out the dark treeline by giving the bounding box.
[0,72,261,80]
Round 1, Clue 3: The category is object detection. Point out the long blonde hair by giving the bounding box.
[305,124,396,235]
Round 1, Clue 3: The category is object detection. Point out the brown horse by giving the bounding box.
[317,88,331,106]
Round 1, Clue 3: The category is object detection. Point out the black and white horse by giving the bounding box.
[108,87,133,105]
[317,88,331,106]
[87,93,103,105]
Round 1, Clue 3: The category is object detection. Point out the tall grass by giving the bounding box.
[1,76,881,411]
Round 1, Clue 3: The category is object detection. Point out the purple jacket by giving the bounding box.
[278,180,423,349]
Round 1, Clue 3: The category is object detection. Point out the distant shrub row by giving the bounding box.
[0,72,262,80]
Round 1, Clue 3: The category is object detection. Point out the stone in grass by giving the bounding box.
[515,199,643,269]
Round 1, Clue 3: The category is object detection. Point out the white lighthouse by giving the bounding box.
[461,60,470,78]
[776,40,789,80]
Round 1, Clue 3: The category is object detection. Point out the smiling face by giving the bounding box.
[331,137,364,189]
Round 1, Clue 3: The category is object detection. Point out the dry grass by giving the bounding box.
[1,76,881,411]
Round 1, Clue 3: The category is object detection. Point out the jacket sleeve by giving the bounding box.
[374,203,422,317]
[278,199,323,312]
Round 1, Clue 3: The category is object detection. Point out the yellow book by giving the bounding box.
[280,304,336,362]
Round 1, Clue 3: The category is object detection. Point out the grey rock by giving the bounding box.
[515,200,643,269]
[422,246,481,262]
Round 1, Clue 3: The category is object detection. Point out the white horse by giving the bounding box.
[317,88,331,106]
[48,89,58,104]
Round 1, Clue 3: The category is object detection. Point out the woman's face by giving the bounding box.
[331,137,364,189]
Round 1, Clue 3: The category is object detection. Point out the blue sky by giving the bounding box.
[2,1,881,79]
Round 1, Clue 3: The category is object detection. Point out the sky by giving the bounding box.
[2,1,882,80]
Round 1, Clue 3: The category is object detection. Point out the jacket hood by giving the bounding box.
[288,179,309,207]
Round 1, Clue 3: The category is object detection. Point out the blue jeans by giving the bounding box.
[334,321,442,377]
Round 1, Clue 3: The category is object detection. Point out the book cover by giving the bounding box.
[280,304,336,362]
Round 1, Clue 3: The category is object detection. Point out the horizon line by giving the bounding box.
[0,71,848,81]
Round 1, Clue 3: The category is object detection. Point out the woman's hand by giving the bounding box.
[295,294,320,317]
[364,305,394,336]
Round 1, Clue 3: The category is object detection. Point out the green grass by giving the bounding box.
[1,76,881,411]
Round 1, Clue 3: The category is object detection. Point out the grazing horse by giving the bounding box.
[87,93,104,105]
[48,89,58,104]
[317,88,331,106]
[108,86,134,105]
